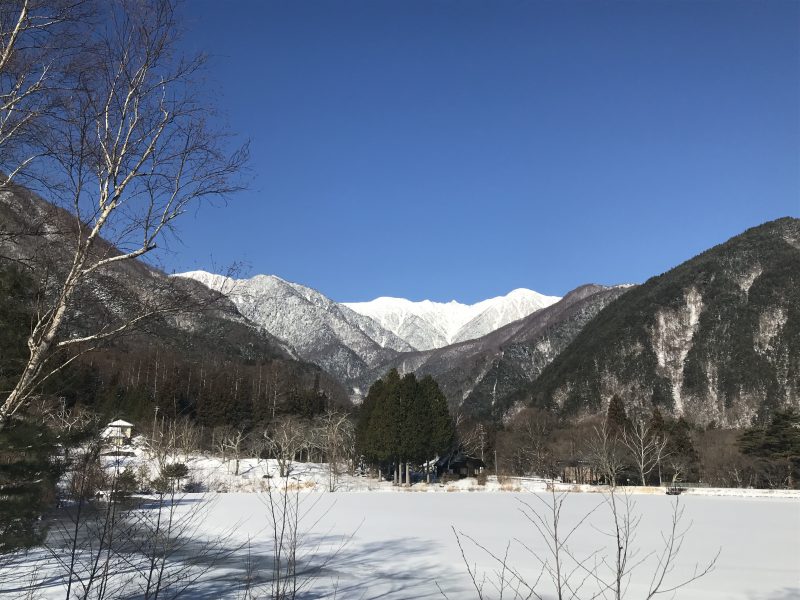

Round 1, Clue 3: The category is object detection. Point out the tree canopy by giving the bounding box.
[356,370,454,466]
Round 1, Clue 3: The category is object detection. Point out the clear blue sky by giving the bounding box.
[167,0,800,304]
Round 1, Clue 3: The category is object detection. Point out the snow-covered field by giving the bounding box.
[174,491,799,600]
[4,488,799,599]
[2,449,798,599]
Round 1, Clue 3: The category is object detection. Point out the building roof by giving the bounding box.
[107,419,134,427]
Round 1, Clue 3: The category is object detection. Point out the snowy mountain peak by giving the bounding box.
[175,270,416,384]
[177,270,560,373]
[344,288,561,351]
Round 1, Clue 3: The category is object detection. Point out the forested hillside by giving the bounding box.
[522,218,800,427]
[0,185,346,430]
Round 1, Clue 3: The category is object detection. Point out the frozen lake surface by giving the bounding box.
[7,490,798,599]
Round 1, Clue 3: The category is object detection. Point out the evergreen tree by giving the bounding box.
[666,417,700,482]
[420,375,455,458]
[0,421,63,552]
[605,394,630,436]
[739,409,800,488]
[649,406,667,438]
[356,370,454,476]
[0,264,35,398]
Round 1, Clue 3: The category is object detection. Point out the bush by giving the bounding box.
[113,468,139,498]
[476,471,488,486]
[182,479,204,493]
[151,475,171,494]
[161,462,189,480]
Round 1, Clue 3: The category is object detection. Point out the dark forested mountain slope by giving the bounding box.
[523,218,800,427]
[0,183,347,426]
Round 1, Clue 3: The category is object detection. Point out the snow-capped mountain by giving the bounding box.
[344,288,561,351]
[176,271,414,384]
[178,271,561,395]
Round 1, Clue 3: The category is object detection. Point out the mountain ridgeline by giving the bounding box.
[523,218,800,427]
[3,180,797,430]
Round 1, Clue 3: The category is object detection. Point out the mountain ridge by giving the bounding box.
[521,217,800,427]
[344,288,561,350]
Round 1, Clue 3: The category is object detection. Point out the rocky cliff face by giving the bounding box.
[527,218,800,427]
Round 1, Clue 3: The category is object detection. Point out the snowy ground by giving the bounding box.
[95,443,800,498]
[5,491,798,599]
[2,448,799,599]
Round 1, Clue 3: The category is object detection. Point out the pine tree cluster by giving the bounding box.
[356,370,454,469]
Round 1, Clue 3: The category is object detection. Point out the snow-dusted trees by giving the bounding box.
[0,0,247,428]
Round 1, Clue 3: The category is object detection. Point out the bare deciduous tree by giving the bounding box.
[0,0,90,185]
[39,449,239,600]
[316,410,354,492]
[587,421,627,487]
[264,416,308,478]
[445,485,719,600]
[249,469,356,600]
[0,0,247,428]
[622,417,670,486]
[214,426,249,476]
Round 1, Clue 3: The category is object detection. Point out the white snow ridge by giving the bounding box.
[344,288,561,351]
[176,271,560,381]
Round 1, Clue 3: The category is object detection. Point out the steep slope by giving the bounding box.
[177,271,414,384]
[357,285,628,418]
[0,184,346,421]
[524,218,800,427]
[345,288,560,351]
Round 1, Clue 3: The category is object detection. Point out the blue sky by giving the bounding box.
[168,0,800,303]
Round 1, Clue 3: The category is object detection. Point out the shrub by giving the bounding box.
[182,479,204,493]
[161,462,189,480]
[476,471,488,486]
[113,468,139,498]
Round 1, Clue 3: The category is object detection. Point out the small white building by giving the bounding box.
[101,419,134,446]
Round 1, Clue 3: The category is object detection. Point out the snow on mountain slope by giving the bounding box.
[345,289,561,351]
[176,271,414,383]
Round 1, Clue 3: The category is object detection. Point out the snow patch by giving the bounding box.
[650,287,704,414]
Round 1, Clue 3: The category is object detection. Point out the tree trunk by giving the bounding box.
[405,462,410,487]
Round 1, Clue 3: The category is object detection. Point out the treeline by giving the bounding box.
[0,262,347,431]
[356,370,455,483]
[53,348,344,430]
[480,395,800,489]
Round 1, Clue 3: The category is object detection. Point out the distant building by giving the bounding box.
[435,449,486,480]
[101,419,134,446]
